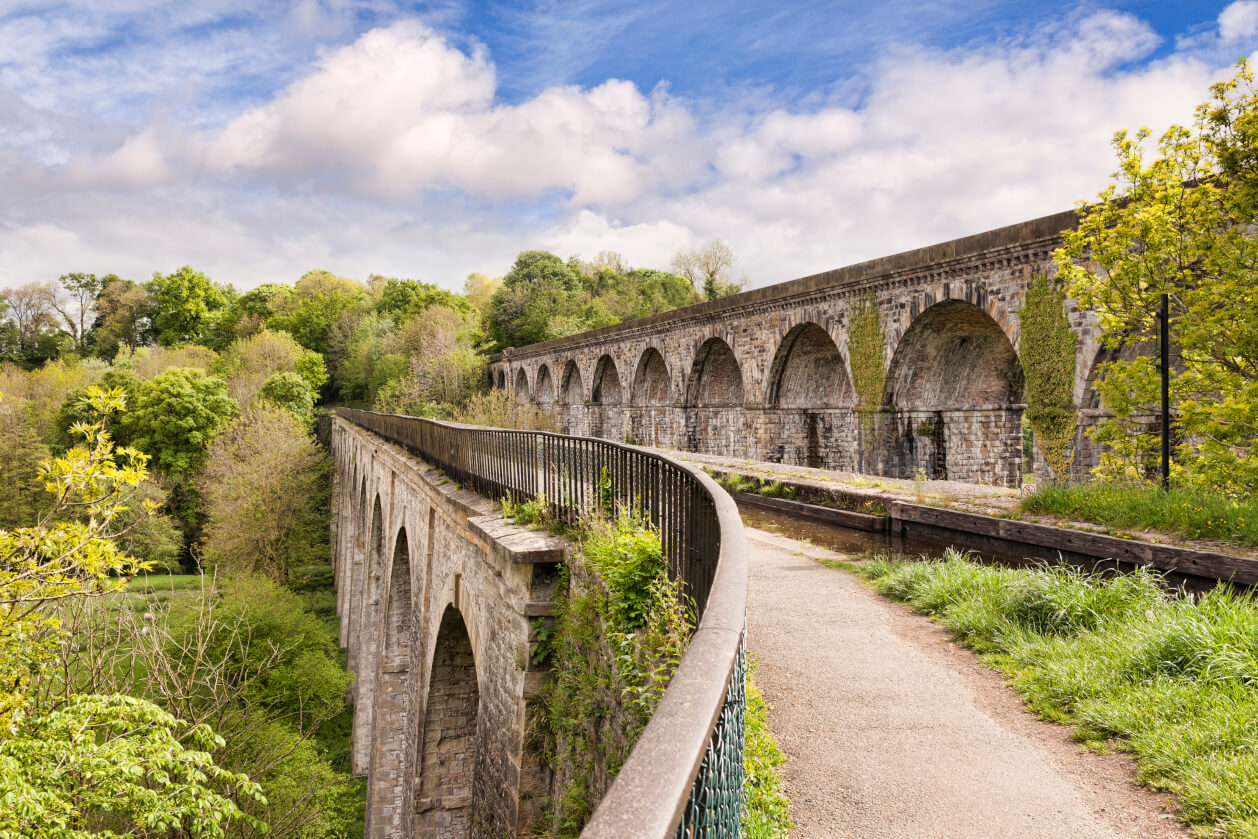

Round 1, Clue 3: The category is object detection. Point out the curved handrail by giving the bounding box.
[333,408,749,837]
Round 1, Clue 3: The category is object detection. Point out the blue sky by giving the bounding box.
[0,0,1254,290]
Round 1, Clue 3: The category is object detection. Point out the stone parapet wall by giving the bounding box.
[331,418,567,838]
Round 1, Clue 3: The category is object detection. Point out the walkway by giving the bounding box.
[745,526,1189,839]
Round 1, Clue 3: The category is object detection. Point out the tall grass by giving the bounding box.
[1022,483,1258,547]
[743,655,791,838]
[859,551,1258,838]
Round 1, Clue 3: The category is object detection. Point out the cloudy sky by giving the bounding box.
[1,1,1255,292]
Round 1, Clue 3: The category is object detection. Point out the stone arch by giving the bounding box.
[686,337,744,406]
[496,369,505,389]
[886,300,1023,410]
[353,492,387,773]
[536,364,555,405]
[368,526,416,833]
[559,360,584,405]
[767,322,854,408]
[513,368,530,401]
[882,299,1025,485]
[632,347,671,406]
[418,604,481,836]
[590,355,623,405]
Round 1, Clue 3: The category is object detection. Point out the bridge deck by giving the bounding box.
[744,526,1189,838]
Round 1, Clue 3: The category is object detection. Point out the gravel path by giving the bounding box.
[745,526,1191,839]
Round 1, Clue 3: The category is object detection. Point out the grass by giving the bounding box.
[1022,483,1258,548]
[124,573,203,593]
[743,655,792,838]
[856,550,1258,838]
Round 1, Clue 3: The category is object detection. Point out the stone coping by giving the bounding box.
[490,208,1076,362]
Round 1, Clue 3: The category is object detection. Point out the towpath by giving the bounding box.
[745,525,1189,839]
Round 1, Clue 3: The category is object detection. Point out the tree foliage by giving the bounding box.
[0,388,263,836]
[670,239,746,301]
[1019,274,1078,480]
[124,368,239,478]
[1056,60,1258,495]
[147,267,232,347]
[198,405,330,584]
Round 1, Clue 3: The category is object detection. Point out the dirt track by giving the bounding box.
[745,526,1190,839]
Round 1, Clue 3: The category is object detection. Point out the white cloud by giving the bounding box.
[1,9,1255,293]
[1220,1,1258,42]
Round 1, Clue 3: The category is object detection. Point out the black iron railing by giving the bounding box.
[334,408,749,838]
[336,407,727,616]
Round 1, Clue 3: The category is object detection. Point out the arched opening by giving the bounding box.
[632,348,671,406]
[768,323,854,407]
[369,528,414,827]
[496,369,505,389]
[882,300,1025,485]
[559,360,584,405]
[684,338,746,456]
[537,364,555,405]
[687,337,744,406]
[591,355,623,441]
[513,368,530,401]
[591,355,622,405]
[765,323,856,468]
[417,605,480,836]
[352,494,386,774]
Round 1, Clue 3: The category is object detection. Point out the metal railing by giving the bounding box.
[335,408,749,838]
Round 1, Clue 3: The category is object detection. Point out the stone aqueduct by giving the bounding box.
[330,417,564,837]
[489,209,1105,488]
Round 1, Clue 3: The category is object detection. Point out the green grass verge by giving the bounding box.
[743,655,792,838]
[1021,483,1258,547]
[856,550,1258,838]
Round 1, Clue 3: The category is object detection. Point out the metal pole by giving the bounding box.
[1160,292,1171,491]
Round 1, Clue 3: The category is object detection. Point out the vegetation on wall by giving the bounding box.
[1018,273,1077,480]
[847,292,887,434]
[501,499,692,837]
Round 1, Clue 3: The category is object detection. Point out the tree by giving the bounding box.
[207,283,294,350]
[670,238,745,301]
[198,404,330,584]
[0,282,64,362]
[124,368,239,478]
[212,329,327,407]
[1056,60,1258,495]
[258,372,315,426]
[55,272,105,349]
[93,278,149,356]
[0,387,263,836]
[464,272,501,314]
[147,266,231,347]
[267,270,368,356]
[486,251,582,348]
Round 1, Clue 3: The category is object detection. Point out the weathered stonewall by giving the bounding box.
[489,209,1110,487]
[332,417,565,838]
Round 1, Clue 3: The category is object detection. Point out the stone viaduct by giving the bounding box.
[329,416,565,837]
[488,209,1107,488]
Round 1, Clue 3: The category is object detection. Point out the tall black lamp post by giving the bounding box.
[1159,292,1170,491]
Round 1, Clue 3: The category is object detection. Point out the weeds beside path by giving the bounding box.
[859,552,1258,839]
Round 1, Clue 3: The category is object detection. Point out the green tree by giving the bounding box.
[212,329,327,407]
[1056,60,1258,495]
[267,271,368,356]
[92,278,149,357]
[487,251,582,348]
[124,368,240,478]
[198,405,330,584]
[147,266,231,347]
[0,387,263,836]
[207,283,294,350]
[258,372,315,426]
